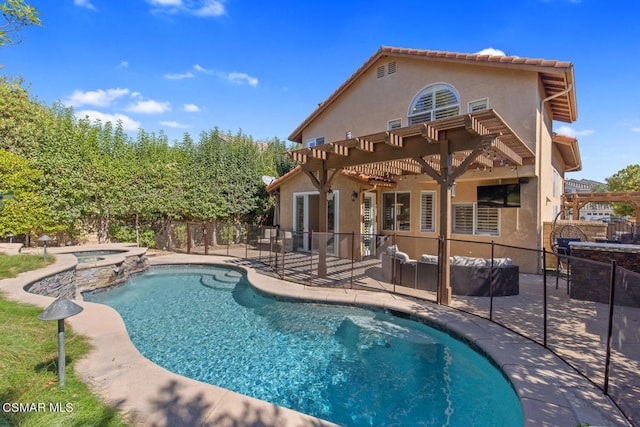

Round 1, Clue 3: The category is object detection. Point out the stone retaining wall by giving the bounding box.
[24,249,150,299]
[75,253,150,296]
[24,267,76,299]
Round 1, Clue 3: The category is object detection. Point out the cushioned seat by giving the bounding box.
[382,249,519,296]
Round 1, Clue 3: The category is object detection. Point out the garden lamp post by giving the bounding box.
[38,297,83,386]
[38,235,52,261]
[7,232,13,243]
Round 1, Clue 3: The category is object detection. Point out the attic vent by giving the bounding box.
[388,61,397,74]
[468,98,489,112]
[377,65,385,79]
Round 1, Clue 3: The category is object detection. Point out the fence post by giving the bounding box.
[350,231,355,289]
[604,259,617,395]
[204,222,209,255]
[543,250,548,348]
[281,232,285,279]
[489,240,495,321]
[187,222,191,254]
[392,233,397,293]
[309,230,313,287]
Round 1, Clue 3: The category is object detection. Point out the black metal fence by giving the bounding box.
[157,221,638,425]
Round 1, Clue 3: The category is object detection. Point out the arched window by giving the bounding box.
[408,84,460,125]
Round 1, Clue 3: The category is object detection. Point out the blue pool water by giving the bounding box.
[86,265,523,426]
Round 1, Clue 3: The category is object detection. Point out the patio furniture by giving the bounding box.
[257,228,293,252]
[550,224,587,293]
[381,247,519,296]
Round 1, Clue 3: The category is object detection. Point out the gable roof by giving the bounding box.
[553,133,582,172]
[289,46,577,143]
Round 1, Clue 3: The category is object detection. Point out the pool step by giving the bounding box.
[199,271,242,288]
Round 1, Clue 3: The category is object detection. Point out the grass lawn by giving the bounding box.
[0,255,129,426]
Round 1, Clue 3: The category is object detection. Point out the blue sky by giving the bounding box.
[2,0,639,182]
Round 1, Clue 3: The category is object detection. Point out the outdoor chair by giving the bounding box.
[553,237,582,293]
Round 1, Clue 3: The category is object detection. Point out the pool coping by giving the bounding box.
[0,251,631,426]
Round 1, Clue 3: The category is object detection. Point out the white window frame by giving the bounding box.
[553,169,560,198]
[452,203,500,236]
[420,191,436,233]
[388,118,402,130]
[468,98,489,113]
[408,83,460,125]
[306,136,325,148]
[382,191,411,232]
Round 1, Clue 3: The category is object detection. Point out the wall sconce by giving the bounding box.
[351,191,358,202]
[346,131,352,139]
[327,188,334,201]
[450,182,457,198]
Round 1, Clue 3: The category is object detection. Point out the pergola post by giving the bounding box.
[438,150,453,304]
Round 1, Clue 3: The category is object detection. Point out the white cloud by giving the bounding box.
[165,71,194,80]
[147,0,225,17]
[632,127,640,133]
[76,110,141,131]
[194,0,225,16]
[74,0,97,10]
[555,125,595,137]
[227,72,258,87]
[194,64,212,74]
[126,99,171,114]
[160,120,191,129]
[148,0,182,5]
[475,48,507,56]
[183,103,201,112]
[65,88,130,107]
[119,60,129,68]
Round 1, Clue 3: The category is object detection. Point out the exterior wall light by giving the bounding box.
[327,188,334,201]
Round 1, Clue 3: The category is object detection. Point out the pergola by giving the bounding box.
[563,192,640,220]
[287,109,533,304]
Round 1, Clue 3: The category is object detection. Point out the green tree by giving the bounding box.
[0,150,55,238]
[0,0,41,46]
[605,164,640,217]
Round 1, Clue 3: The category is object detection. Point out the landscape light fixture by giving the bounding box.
[7,232,13,243]
[38,297,83,386]
[38,235,52,261]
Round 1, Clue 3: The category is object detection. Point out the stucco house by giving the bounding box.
[267,46,580,286]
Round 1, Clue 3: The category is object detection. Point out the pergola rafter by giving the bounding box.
[287,109,532,304]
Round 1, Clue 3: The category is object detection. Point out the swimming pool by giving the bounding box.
[86,265,523,426]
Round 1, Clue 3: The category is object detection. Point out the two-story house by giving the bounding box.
[267,46,580,288]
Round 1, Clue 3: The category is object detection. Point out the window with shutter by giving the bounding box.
[388,118,402,130]
[468,98,489,112]
[452,203,500,236]
[420,191,436,232]
[476,206,499,236]
[452,204,474,235]
[377,65,385,79]
[408,84,460,125]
